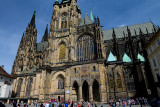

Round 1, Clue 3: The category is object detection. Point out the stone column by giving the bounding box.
[79,86,83,101]
[69,87,72,101]
[89,85,93,102]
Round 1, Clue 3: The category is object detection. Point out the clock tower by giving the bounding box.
[47,0,81,65]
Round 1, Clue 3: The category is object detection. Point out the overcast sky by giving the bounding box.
[0,0,160,74]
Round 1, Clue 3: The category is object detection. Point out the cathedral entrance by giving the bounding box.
[72,82,79,101]
[82,81,89,101]
[93,80,100,101]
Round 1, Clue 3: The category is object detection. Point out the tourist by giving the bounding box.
[94,101,97,107]
[77,102,81,107]
[13,101,16,107]
[88,101,91,107]
[118,99,121,106]
[0,101,5,107]
[45,102,50,107]
[100,102,103,107]
[81,101,84,107]
[151,98,158,107]
[122,100,126,107]
[128,98,131,107]
[64,101,69,107]
[71,101,73,107]
[112,99,116,107]
[73,101,77,107]
[139,97,143,107]
[145,98,148,105]
[40,102,44,107]
[54,101,59,107]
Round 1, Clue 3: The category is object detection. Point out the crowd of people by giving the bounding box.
[1,97,160,107]
[109,97,160,107]
[35,101,101,107]
[109,97,149,107]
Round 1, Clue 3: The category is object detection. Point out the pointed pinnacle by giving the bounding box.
[30,11,36,27]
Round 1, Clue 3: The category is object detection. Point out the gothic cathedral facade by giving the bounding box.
[11,0,159,103]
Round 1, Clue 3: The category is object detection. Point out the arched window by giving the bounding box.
[117,72,122,89]
[58,79,64,89]
[26,78,33,97]
[59,43,66,59]
[57,74,64,89]
[108,74,114,89]
[61,13,67,29]
[16,78,23,97]
[77,35,95,61]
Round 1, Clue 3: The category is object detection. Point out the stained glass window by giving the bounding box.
[26,78,33,97]
[117,72,122,88]
[58,80,64,89]
[108,74,114,89]
[77,35,95,61]
[16,79,23,97]
[59,43,66,59]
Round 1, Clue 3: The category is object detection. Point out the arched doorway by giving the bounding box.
[92,80,100,101]
[82,81,89,101]
[72,81,79,101]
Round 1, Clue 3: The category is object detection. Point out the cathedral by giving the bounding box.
[11,0,159,103]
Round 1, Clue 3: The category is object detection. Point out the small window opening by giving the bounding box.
[93,66,96,71]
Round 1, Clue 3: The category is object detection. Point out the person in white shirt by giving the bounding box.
[45,102,50,107]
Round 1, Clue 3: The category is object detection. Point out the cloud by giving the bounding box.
[119,24,126,27]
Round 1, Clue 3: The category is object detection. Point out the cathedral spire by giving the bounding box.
[139,28,143,35]
[134,29,137,36]
[127,26,131,38]
[90,9,94,22]
[30,11,36,27]
[41,25,48,42]
[112,28,120,61]
[146,28,149,34]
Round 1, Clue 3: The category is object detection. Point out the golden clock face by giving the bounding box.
[62,16,67,21]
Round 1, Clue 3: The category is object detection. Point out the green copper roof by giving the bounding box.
[137,53,145,62]
[54,0,59,5]
[102,22,158,40]
[90,9,94,22]
[123,53,132,63]
[79,14,94,26]
[37,41,47,52]
[107,52,117,62]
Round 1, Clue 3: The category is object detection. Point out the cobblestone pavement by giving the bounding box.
[5,103,151,107]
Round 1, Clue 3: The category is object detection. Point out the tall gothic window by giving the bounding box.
[59,43,66,59]
[77,35,95,61]
[108,74,114,89]
[57,75,64,89]
[116,72,122,89]
[124,68,135,90]
[16,78,23,97]
[58,79,64,89]
[61,13,67,29]
[26,78,33,97]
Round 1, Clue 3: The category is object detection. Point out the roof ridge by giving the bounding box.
[103,22,153,31]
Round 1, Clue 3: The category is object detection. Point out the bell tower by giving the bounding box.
[47,0,81,64]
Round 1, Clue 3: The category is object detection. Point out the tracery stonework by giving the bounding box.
[11,0,158,103]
